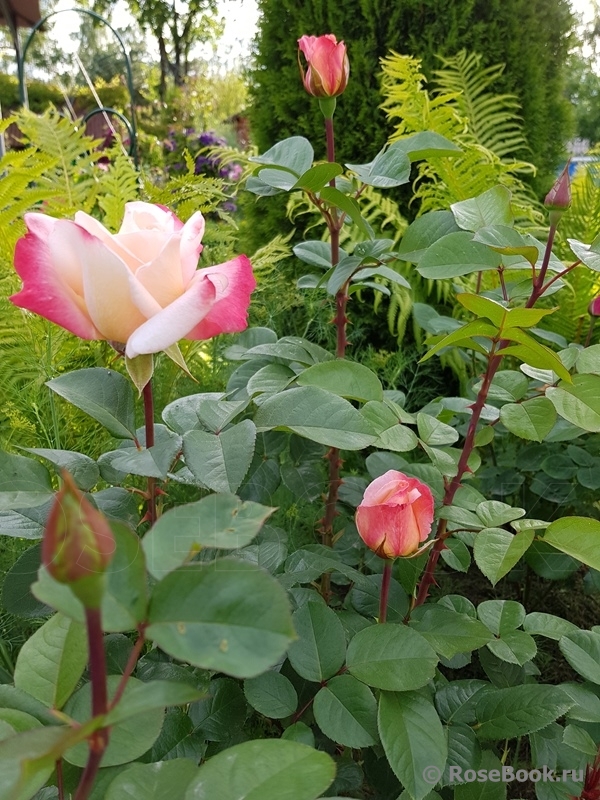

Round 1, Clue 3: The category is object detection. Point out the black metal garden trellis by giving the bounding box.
[17,6,138,164]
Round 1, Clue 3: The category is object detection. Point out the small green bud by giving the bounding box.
[42,471,115,608]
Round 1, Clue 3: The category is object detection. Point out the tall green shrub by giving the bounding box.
[249,0,574,191]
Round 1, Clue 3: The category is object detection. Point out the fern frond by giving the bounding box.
[96,148,141,232]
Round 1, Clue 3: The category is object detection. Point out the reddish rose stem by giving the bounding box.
[109,625,146,711]
[142,380,157,526]
[320,114,345,601]
[412,220,560,610]
[74,607,109,800]
[379,561,393,623]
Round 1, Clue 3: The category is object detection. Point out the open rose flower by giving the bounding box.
[298,34,349,98]
[10,202,255,359]
[356,470,434,559]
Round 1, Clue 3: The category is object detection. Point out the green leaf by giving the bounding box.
[1,544,51,619]
[454,751,506,800]
[244,671,298,719]
[0,686,58,725]
[500,398,557,441]
[361,402,419,452]
[257,168,298,191]
[313,674,378,747]
[147,560,295,678]
[559,631,600,684]
[105,680,204,725]
[472,225,539,266]
[435,679,490,724]
[143,494,275,579]
[417,413,459,446]
[418,231,500,279]
[64,676,164,767]
[497,329,571,382]
[288,602,346,682]
[184,740,335,800]
[478,600,525,635]
[162,393,249,435]
[346,141,411,188]
[480,371,529,402]
[451,186,514,232]
[106,760,199,800]
[319,186,373,236]
[397,211,460,263]
[563,723,597,757]
[543,516,600,571]
[248,364,295,398]
[110,425,182,479]
[443,723,482,786]
[250,136,314,175]
[523,613,579,641]
[22,449,99,491]
[346,623,438,690]
[183,421,256,493]
[254,387,377,450]
[33,521,148,633]
[296,361,383,402]
[421,320,499,363]
[486,629,537,666]
[293,240,339,269]
[189,677,246,741]
[293,162,343,192]
[440,538,471,572]
[391,131,461,160]
[568,237,600,272]
[0,450,53,511]
[562,682,600,723]
[547,374,600,431]
[13,613,87,710]
[473,528,534,585]
[410,606,492,659]
[47,368,136,439]
[378,691,447,800]
[476,501,525,528]
[576,343,600,375]
[475,685,573,738]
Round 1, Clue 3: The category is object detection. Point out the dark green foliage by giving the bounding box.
[250,0,574,191]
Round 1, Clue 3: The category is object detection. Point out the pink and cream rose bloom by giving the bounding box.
[10,202,256,359]
[298,34,350,98]
[355,470,435,559]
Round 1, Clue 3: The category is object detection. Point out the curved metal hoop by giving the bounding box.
[18,7,138,165]
[83,106,135,157]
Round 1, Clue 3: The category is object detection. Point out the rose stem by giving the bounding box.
[320,113,345,600]
[412,226,559,610]
[379,561,393,623]
[142,379,157,526]
[74,607,108,800]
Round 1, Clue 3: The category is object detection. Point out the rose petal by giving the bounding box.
[80,237,155,343]
[186,255,256,340]
[361,470,411,506]
[119,202,182,234]
[10,216,99,339]
[180,212,206,284]
[125,272,217,358]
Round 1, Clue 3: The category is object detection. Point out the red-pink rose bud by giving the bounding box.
[590,297,600,317]
[298,34,349,98]
[355,470,434,559]
[544,163,571,214]
[42,471,115,606]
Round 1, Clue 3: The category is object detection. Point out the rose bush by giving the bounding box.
[356,470,435,558]
[297,34,349,98]
[10,201,255,359]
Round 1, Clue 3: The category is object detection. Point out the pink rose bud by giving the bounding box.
[590,297,600,317]
[298,34,349,98]
[355,470,434,559]
[544,163,571,212]
[42,472,115,607]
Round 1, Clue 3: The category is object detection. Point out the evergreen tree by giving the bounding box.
[249,0,574,192]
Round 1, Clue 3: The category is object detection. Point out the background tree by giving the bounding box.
[249,0,575,193]
[94,0,221,98]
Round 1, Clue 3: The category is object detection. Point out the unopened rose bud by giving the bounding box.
[355,470,434,559]
[590,297,600,317]
[297,34,349,101]
[544,163,571,226]
[42,471,115,607]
